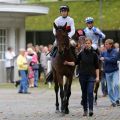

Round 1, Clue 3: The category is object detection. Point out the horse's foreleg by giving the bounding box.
[53,68,59,112]
[54,82,59,112]
[65,78,72,114]
[60,84,64,113]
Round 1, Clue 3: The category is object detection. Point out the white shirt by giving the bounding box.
[5,51,15,68]
[84,26,105,49]
[53,16,75,38]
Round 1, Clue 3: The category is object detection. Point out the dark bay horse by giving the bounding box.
[52,23,76,114]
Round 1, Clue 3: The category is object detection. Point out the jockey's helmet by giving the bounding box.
[85,17,94,23]
[60,5,69,12]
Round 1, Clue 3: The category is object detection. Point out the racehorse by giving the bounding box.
[52,23,76,114]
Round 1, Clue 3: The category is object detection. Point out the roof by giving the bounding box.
[0,3,49,16]
[0,0,21,3]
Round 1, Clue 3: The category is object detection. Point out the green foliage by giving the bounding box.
[26,0,120,30]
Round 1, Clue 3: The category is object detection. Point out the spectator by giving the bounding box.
[40,46,48,84]
[17,48,29,94]
[5,47,15,83]
[27,43,33,48]
[119,46,120,60]
[75,29,86,53]
[35,45,42,81]
[114,42,119,52]
[39,45,44,53]
[27,48,39,88]
[32,51,39,88]
[47,44,53,88]
[26,48,35,88]
[99,44,108,97]
[100,39,120,107]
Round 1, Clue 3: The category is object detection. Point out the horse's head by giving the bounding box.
[54,22,70,55]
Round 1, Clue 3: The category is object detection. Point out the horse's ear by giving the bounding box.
[54,23,58,30]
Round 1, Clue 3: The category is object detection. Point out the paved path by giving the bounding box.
[0,81,120,120]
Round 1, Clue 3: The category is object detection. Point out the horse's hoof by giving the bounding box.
[55,110,59,113]
[61,111,65,116]
[65,110,69,114]
[65,108,69,114]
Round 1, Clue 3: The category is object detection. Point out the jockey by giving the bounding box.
[50,5,76,57]
[84,17,105,50]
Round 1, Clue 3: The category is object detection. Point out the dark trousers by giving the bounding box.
[6,66,14,83]
[38,64,42,79]
[79,75,95,112]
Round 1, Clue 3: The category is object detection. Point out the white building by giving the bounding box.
[0,0,49,82]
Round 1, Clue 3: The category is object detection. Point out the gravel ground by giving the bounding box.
[0,81,120,120]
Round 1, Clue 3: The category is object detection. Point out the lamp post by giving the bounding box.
[98,0,103,46]
[99,0,102,29]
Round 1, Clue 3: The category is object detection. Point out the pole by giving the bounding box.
[99,0,103,46]
[99,0,102,29]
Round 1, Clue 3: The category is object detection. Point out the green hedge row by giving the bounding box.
[26,0,120,30]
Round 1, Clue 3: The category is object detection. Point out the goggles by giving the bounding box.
[86,21,93,24]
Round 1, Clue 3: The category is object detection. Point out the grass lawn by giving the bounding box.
[0,77,80,90]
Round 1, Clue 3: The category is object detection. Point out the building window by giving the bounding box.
[0,29,7,60]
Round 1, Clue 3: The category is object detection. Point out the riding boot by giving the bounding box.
[50,46,58,57]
